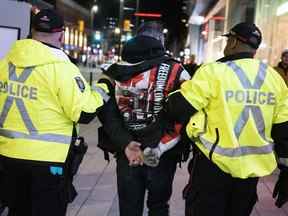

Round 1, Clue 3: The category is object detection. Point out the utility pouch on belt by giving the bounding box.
[186,110,207,141]
[71,136,88,176]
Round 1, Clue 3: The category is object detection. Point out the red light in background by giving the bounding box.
[134,12,162,18]
[211,16,225,21]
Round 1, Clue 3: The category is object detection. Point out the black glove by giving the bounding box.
[273,170,288,208]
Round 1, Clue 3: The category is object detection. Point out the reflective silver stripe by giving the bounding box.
[253,62,267,89]
[91,85,110,102]
[278,158,288,167]
[234,105,250,139]
[226,61,252,88]
[226,61,267,89]
[0,96,13,127]
[250,106,267,140]
[8,63,34,83]
[234,105,267,140]
[15,98,38,134]
[199,136,274,157]
[226,61,269,141]
[8,64,16,81]
[0,63,36,131]
[0,129,71,144]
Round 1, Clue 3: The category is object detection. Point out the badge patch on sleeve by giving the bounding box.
[75,76,85,92]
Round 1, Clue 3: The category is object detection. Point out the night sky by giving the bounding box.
[73,0,188,53]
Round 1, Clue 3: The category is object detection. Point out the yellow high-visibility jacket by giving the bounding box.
[0,39,106,163]
[180,59,288,178]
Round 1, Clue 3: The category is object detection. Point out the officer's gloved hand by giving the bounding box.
[273,170,288,208]
[143,147,161,167]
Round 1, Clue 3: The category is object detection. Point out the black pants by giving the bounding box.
[0,169,6,215]
[1,157,68,216]
[185,152,259,216]
[116,154,177,216]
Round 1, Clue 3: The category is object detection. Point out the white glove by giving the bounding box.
[143,147,161,167]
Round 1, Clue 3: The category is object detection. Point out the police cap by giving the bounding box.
[223,22,262,49]
[32,9,64,33]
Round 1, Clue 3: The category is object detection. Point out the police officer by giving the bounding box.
[0,9,109,216]
[166,22,288,216]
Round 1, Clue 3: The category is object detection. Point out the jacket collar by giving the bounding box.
[217,52,254,63]
[41,42,61,50]
[105,55,172,82]
[42,42,77,64]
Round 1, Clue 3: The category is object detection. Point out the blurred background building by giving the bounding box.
[7,0,288,66]
[26,0,90,63]
[186,0,255,63]
[186,0,288,65]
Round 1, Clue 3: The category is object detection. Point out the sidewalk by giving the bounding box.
[66,120,288,216]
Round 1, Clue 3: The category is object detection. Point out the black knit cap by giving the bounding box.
[223,22,262,49]
[137,21,165,45]
[32,9,64,33]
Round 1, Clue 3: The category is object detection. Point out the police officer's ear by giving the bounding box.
[224,36,238,56]
[229,36,238,49]
[225,36,238,50]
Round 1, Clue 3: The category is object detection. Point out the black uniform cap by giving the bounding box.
[223,22,262,49]
[32,9,64,33]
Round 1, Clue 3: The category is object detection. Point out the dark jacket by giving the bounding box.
[97,36,190,159]
[183,63,200,77]
[274,62,288,87]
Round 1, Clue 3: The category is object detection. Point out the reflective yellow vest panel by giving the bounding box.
[181,59,288,178]
[0,39,105,163]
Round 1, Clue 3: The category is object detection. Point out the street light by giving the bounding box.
[89,2,98,85]
[118,0,125,59]
[91,5,98,14]
[90,4,98,31]
[114,27,121,34]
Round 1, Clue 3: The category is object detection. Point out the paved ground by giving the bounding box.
[65,120,288,216]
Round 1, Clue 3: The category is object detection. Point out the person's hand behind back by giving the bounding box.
[125,141,143,166]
